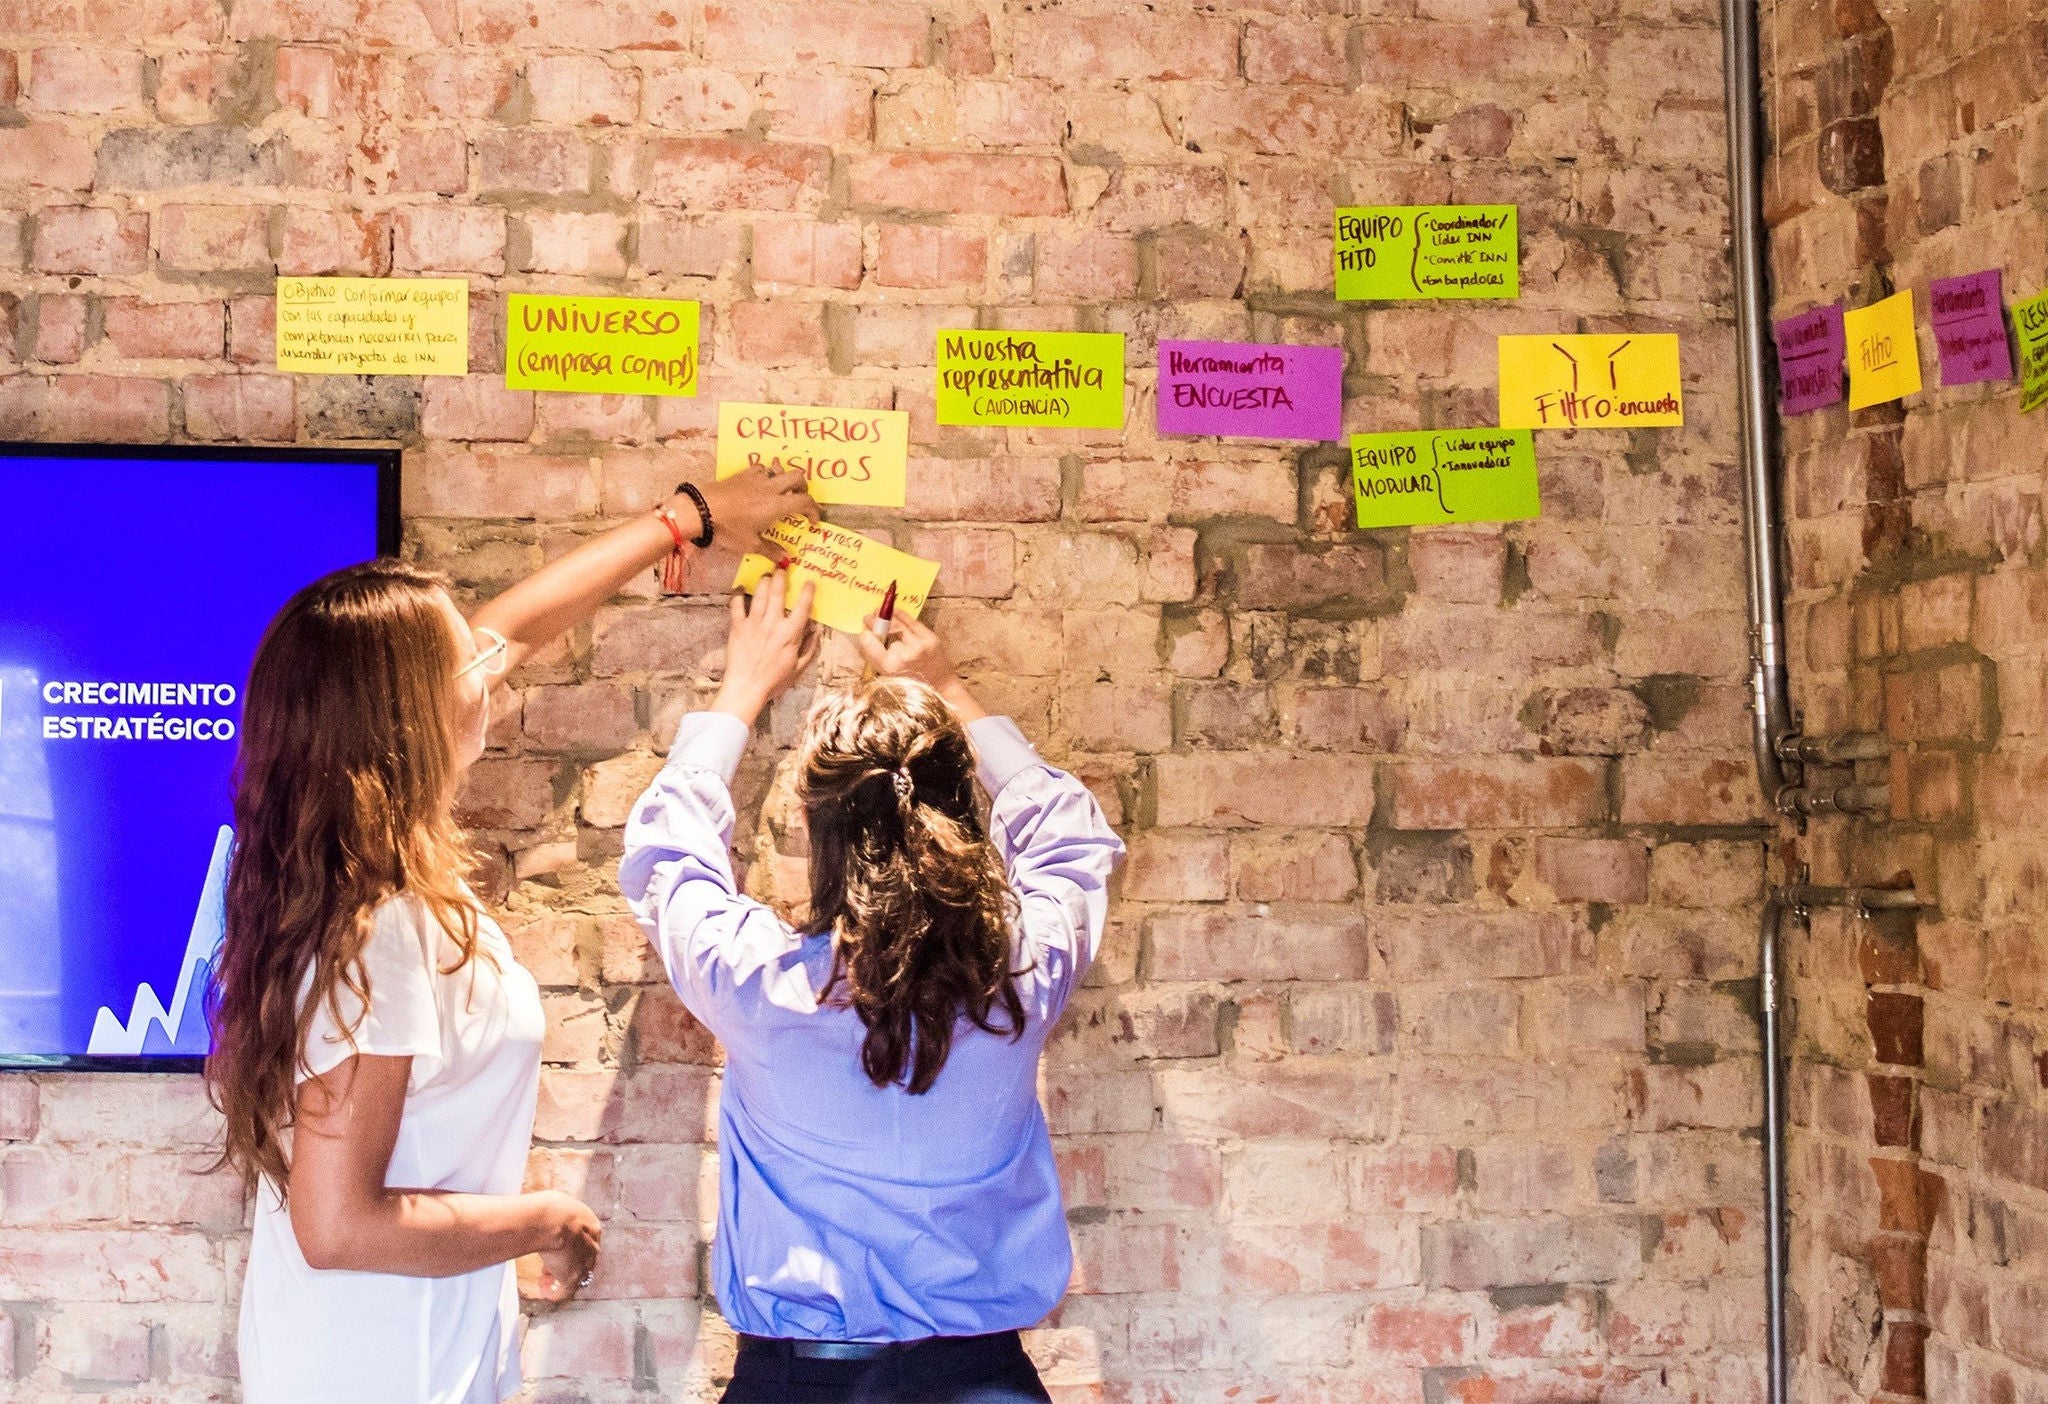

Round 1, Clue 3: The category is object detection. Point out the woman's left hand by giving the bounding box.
[687,466,819,555]
[713,569,819,725]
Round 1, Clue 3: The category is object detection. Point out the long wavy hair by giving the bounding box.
[205,560,481,1191]
[798,678,1025,1094]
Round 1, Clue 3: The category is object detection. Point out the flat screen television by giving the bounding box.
[0,442,399,1071]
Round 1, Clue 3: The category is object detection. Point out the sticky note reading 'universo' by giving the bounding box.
[1351,429,1539,530]
[2016,289,2048,414]
[1156,340,1343,441]
[734,518,940,636]
[935,330,1124,428]
[1498,334,1684,430]
[1845,291,1922,410]
[505,294,699,397]
[1775,303,1846,416]
[1930,271,2013,387]
[716,403,909,508]
[1334,206,1519,301]
[276,277,467,375]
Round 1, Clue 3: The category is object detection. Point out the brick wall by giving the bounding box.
[1762,0,2048,1400]
[0,2,1766,1398]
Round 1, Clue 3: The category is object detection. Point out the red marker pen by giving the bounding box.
[870,580,898,639]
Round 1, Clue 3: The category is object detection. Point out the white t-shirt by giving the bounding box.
[239,892,545,1404]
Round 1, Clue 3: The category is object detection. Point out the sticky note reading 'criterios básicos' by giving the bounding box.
[1929,271,2014,387]
[734,518,940,636]
[504,293,700,397]
[1334,205,1519,301]
[1497,333,1684,430]
[1351,429,1540,530]
[2016,288,2048,414]
[716,402,909,508]
[276,277,468,376]
[1774,303,1847,416]
[1155,340,1343,441]
[1845,290,1923,410]
[935,330,1125,428]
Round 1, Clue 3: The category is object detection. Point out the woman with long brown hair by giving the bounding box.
[620,574,1125,1402]
[205,468,814,1404]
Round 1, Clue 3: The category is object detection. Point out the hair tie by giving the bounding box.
[890,768,913,804]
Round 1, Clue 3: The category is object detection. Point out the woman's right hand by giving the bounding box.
[529,1191,602,1302]
[856,615,985,722]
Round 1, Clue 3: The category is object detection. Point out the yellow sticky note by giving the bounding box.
[505,293,700,397]
[1498,333,1683,430]
[276,277,467,375]
[734,518,940,635]
[716,402,909,508]
[1844,290,1923,410]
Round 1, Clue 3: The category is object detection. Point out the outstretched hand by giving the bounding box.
[713,569,818,727]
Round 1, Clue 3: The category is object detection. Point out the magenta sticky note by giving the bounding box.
[1774,303,1846,415]
[1930,271,2014,386]
[1157,340,1344,441]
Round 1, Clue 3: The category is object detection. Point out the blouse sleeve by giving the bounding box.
[297,895,445,1088]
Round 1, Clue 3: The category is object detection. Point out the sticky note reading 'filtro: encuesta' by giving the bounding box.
[1497,334,1684,429]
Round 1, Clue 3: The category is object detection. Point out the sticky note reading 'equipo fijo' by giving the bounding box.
[1351,429,1540,530]
[1498,334,1684,430]
[505,293,699,397]
[1156,340,1343,441]
[1930,271,2014,387]
[1842,290,1922,410]
[2016,288,2048,414]
[276,277,467,375]
[1334,205,1519,301]
[935,330,1124,428]
[734,518,940,636]
[716,402,909,508]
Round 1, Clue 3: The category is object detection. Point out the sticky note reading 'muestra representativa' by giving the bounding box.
[734,518,940,636]
[1156,340,1343,441]
[2017,288,2048,414]
[505,293,699,397]
[276,277,468,375]
[716,403,909,508]
[1351,429,1539,530]
[1334,206,1519,301]
[935,330,1124,427]
[1498,334,1684,429]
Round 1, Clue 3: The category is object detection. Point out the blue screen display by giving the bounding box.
[0,449,389,1063]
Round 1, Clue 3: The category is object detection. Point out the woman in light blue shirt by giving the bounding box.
[620,571,1125,1402]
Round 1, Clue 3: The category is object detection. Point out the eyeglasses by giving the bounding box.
[457,626,509,679]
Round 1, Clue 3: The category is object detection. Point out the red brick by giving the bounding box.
[101,300,221,361]
[278,208,390,276]
[751,221,863,290]
[729,301,827,366]
[25,48,145,115]
[1147,908,1368,983]
[847,153,1066,216]
[644,138,831,211]
[1392,758,1606,830]
[1534,837,1650,904]
[156,204,271,272]
[1012,13,1238,82]
[31,206,148,275]
[526,53,639,125]
[0,124,96,189]
[32,295,87,362]
[182,374,295,441]
[704,2,929,69]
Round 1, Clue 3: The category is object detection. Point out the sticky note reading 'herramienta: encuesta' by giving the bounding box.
[505,293,700,397]
[935,330,1124,428]
[716,403,909,508]
[276,277,468,376]
[1156,340,1343,441]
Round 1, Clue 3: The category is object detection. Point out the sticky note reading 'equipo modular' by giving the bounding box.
[716,402,909,508]
[276,277,467,375]
[1775,303,1847,416]
[1930,271,2014,387]
[1156,340,1343,441]
[734,518,940,636]
[1334,206,1519,301]
[1498,334,1684,430]
[2016,288,2048,414]
[1845,291,1923,410]
[935,330,1124,428]
[505,293,699,397]
[1351,429,1540,530]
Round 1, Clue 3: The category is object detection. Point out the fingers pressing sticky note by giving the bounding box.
[734,518,940,635]
[716,402,909,507]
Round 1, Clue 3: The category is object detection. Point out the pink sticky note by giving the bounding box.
[1774,303,1845,415]
[1930,271,2014,386]
[1157,340,1344,441]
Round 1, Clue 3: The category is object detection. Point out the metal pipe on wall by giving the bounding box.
[1759,896,1790,1404]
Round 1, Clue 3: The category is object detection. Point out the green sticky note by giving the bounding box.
[1334,205,1519,301]
[505,293,700,396]
[935,329,1125,427]
[1352,429,1540,529]
[2016,288,2048,414]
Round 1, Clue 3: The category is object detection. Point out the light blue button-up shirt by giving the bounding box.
[620,710,1125,1342]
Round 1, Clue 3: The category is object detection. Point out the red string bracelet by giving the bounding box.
[653,506,692,594]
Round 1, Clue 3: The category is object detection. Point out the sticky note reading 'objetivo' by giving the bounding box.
[1498,334,1684,430]
[276,277,467,376]
[1845,290,1923,410]
[1156,340,1343,441]
[1334,206,1519,302]
[1930,271,2014,387]
[505,293,699,397]
[935,330,1124,428]
[734,518,940,636]
[2016,288,2048,414]
[1351,429,1540,530]
[716,402,909,508]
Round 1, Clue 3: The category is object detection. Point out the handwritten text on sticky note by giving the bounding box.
[1352,429,1539,530]
[1498,334,1684,429]
[1845,290,1922,410]
[1775,303,1846,416]
[716,402,909,508]
[505,294,699,397]
[734,518,940,636]
[935,330,1124,428]
[2016,288,2048,414]
[276,277,468,376]
[1335,206,1519,301]
[1156,340,1343,441]
[1930,271,2013,387]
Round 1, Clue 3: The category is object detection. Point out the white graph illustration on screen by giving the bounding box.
[86,824,231,1057]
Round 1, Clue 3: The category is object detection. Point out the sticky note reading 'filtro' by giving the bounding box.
[1156,340,1343,441]
[505,294,700,397]
[734,518,940,636]
[716,403,909,508]
[1334,206,1519,301]
[276,277,468,375]
[1497,334,1684,430]
[2017,288,2048,414]
[1351,429,1539,530]
[1845,291,1922,410]
[935,330,1124,428]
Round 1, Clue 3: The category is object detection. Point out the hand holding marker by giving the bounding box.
[870,580,899,640]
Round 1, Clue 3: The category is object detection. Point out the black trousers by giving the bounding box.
[720,1330,1053,1403]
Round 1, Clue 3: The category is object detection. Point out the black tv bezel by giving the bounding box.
[0,441,402,1074]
